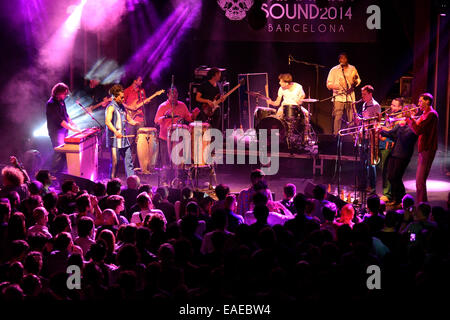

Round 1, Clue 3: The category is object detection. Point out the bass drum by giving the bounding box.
[283,104,301,120]
[253,107,276,128]
[255,116,286,145]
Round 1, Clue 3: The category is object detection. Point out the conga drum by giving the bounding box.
[167,124,190,167]
[189,122,211,166]
[136,127,158,174]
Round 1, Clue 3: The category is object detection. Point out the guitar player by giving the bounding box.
[86,78,108,105]
[123,76,147,167]
[196,67,223,130]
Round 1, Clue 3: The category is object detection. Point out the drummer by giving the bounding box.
[267,73,309,121]
[154,87,200,167]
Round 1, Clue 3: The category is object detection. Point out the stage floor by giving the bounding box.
[110,152,450,209]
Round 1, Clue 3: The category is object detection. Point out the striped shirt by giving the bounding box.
[106,100,130,148]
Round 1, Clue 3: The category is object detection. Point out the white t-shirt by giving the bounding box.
[244,210,294,226]
[278,82,305,106]
[362,98,381,118]
[130,209,165,225]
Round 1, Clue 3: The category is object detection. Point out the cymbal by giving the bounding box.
[300,98,319,103]
[246,91,270,101]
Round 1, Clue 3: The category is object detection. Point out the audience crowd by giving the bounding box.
[0,162,449,302]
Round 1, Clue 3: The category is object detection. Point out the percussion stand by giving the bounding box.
[304,101,312,145]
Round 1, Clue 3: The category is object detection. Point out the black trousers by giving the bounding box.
[50,130,67,173]
[387,156,410,203]
[126,122,145,167]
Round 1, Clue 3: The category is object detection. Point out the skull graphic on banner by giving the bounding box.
[217,0,254,21]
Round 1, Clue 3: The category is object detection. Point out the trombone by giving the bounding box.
[338,122,379,136]
[338,115,380,136]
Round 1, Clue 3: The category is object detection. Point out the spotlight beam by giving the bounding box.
[125,1,201,81]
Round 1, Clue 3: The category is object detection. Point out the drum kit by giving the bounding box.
[135,117,216,189]
[247,91,318,152]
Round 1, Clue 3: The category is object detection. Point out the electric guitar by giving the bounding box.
[201,79,245,118]
[87,97,113,113]
[126,89,165,120]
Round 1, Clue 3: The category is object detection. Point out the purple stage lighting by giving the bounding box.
[39,0,87,70]
[125,0,202,82]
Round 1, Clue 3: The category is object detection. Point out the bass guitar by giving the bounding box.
[201,79,245,118]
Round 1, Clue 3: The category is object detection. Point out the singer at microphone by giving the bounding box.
[326,52,361,135]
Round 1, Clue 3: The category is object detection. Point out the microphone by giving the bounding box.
[171,75,175,89]
[288,55,291,66]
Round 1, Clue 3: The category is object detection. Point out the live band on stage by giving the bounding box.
[48,53,439,208]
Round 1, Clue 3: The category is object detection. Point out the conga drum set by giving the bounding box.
[136,127,158,174]
[247,91,318,151]
[164,121,217,189]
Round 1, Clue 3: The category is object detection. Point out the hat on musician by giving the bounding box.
[206,67,221,80]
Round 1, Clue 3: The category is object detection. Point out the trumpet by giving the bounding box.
[385,115,420,123]
[388,105,421,117]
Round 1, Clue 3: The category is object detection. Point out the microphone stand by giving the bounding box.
[288,55,326,108]
[76,101,104,128]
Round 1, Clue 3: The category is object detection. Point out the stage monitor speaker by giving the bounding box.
[317,134,355,156]
[238,73,268,129]
[53,173,97,194]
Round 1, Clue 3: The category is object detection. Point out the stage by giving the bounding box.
[98,149,450,210]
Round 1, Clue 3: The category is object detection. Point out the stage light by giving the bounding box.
[39,0,87,69]
[33,123,49,137]
[81,0,127,32]
[404,179,450,192]
[125,0,202,82]
[63,0,87,37]
[436,0,448,16]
